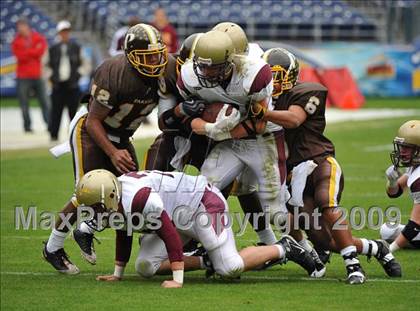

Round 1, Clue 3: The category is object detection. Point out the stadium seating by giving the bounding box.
[73,0,377,42]
[0,0,381,50]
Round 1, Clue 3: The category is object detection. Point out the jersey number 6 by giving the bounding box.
[304,96,320,115]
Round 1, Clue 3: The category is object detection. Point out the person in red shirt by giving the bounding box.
[152,8,178,53]
[11,18,50,132]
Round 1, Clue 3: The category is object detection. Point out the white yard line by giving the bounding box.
[1,271,419,283]
[363,144,393,152]
[1,107,419,150]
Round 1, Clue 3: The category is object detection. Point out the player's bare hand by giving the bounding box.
[96,274,121,282]
[110,149,136,174]
[161,280,183,288]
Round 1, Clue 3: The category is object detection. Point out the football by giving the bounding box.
[201,102,234,123]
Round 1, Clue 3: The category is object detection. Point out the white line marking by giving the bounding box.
[345,176,383,181]
[1,271,419,283]
[363,144,393,152]
[0,236,114,241]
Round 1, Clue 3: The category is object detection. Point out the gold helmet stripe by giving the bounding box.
[189,33,203,59]
[101,183,105,204]
[141,23,157,44]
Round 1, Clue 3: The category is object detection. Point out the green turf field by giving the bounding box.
[1,115,419,310]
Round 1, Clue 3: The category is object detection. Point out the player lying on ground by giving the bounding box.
[254,47,401,284]
[73,169,321,288]
[384,120,420,251]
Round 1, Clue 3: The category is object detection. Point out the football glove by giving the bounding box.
[385,165,401,187]
[205,105,241,141]
[249,101,267,120]
[179,99,206,118]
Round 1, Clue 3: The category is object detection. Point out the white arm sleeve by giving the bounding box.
[158,91,177,117]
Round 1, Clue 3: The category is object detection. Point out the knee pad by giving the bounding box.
[401,220,420,242]
[215,254,244,279]
[135,258,159,278]
[197,223,228,252]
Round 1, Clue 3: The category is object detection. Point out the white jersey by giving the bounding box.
[406,166,420,203]
[179,56,270,117]
[248,42,264,59]
[118,170,209,220]
[179,56,281,132]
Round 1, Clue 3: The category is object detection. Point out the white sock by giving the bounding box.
[298,238,313,252]
[256,228,277,245]
[340,245,359,266]
[46,229,68,253]
[389,241,400,253]
[360,238,378,256]
[274,244,285,259]
[78,221,95,234]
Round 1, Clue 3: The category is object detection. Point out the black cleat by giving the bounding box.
[183,239,200,254]
[73,229,98,265]
[42,242,79,275]
[309,249,326,277]
[278,235,321,277]
[188,245,207,257]
[183,242,206,257]
[315,247,332,265]
[374,240,402,277]
[346,263,366,285]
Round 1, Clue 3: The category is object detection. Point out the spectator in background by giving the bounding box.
[152,7,178,53]
[11,18,50,133]
[47,20,89,142]
[108,16,140,57]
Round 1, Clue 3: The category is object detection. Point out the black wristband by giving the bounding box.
[387,185,403,198]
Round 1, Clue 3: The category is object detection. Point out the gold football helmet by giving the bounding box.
[193,30,235,88]
[75,169,121,212]
[124,23,168,77]
[391,120,420,167]
[213,22,248,55]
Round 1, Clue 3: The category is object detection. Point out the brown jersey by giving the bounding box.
[273,81,335,169]
[89,54,162,139]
